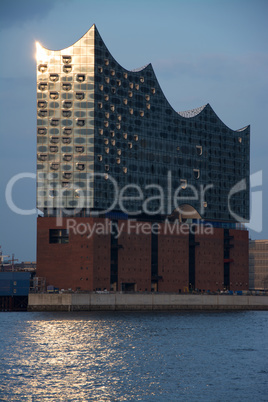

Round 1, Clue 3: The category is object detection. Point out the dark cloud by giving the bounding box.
[0,0,58,30]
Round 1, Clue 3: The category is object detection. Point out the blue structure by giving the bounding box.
[0,272,31,296]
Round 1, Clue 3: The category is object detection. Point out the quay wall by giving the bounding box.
[28,293,268,311]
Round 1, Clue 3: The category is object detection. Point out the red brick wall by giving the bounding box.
[195,228,224,292]
[158,223,189,292]
[37,217,249,293]
[229,229,249,290]
[117,220,151,291]
[37,217,110,291]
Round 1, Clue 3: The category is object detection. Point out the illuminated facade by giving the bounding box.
[36,25,250,292]
[36,24,249,222]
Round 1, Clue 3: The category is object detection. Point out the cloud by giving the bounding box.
[0,0,58,30]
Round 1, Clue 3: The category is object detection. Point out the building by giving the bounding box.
[36,25,250,292]
[249,240,268,291]
[0,272,31,311]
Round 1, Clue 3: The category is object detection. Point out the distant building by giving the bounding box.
[249,240,268,290]
[36,25,250,292]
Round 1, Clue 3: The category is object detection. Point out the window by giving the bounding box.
[140,110,144,117]
[140,77,144,83]
[62,137,71,144]
[99,129,103,135]
[123,133,127,139]
[238,137,242,143]
[128,142,132,149]
[98,155,103,161]
[145,95,150,101]
[75,146,84,153]
[134,135,138,141]
[129,82,134,89]
[123,72,128,79]
[74,190,80,198]
[50,163,59,170]
[105,147,109,154]
[50,92,59,100]
[116,123,121,130]
[105,77,110,83]
[98,102,103,109]
[123,98,128,105]
[38,64,47,73]
[146,103,150,110]
[98,66,103,73]
[180,179,187,189]
[105,112,110,118]
[38,101,47,108]
[104,174,109,180]
[62,181,70,188]
[193,169,200,179]
[123,167,127,174]
[76,74,85,82]
[110,131,115,137]
[38,110,47,117]
[62,83,72,91]
[128,91,133,98]
[196,145,202,155]
[38,128,47,135]
[63,128,72,135]
[38,82,47,91]
[176,146,180,151]
[110,105,115,112]
[63,172,72,179]
[116,158,121,164]
[50,136,59,144]
[110,69,115,76]
[104,121,109,127]
[105,165,109,171]
[135,84,139,90]
[104,94,109,101]
[104,138,109,145]
[50,74,59,82]
[76,119,85,127]
[63,101,72,109]
[49,229,69,244]
[50,119,59,126]
[62,55,72,64]
[37,154,48,161]
[99,84,104,91]
[129,108,133,115]
[76,163,85,171]
[62,110,72,117]
[75,92,84,100]
[111,87,116,94]
[151,87,156,94]
[63,65,72,73]
[111,139,115,146]
[63,155,72,162]
[104,59,109,66]
[50,146,58,153]
[203,201,208,208]
[117,80,121,86]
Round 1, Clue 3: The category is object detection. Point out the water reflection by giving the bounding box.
[0,311,267,401]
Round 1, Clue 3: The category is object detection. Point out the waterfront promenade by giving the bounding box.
[28,293,268,311]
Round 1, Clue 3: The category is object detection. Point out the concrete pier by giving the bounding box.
[28,293,268,311]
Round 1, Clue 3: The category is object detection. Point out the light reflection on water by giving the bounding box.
[0,311,267,401]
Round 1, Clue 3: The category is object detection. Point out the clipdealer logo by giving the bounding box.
[4,170,263,234]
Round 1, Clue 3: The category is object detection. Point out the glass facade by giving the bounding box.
[36,25,250,222]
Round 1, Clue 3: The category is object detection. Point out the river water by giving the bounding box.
[0,311,267,401]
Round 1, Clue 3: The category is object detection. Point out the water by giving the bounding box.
[0,311,267,401]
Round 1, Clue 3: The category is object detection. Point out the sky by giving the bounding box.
[0,0,267,262]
